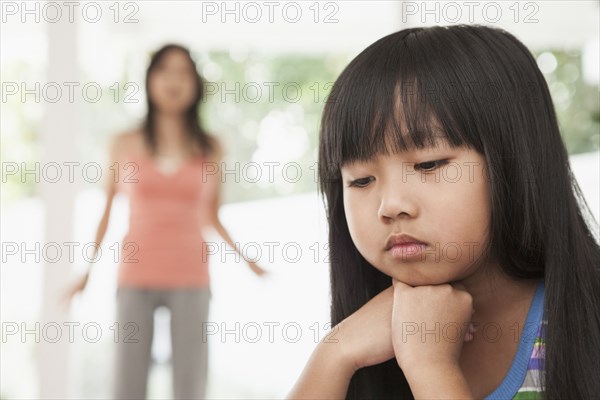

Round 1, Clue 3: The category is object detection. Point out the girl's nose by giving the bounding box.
[377,184,419,221]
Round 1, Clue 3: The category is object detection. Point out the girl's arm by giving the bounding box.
[287,337,356,399]
[402,362,473,399]
[287,286,397,399]
[200,138,266,276]
[289,280,476,399]
[289,278,476,399]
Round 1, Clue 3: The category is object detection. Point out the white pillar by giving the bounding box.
[38,5,81,398]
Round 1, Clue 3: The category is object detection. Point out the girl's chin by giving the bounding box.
[387,272,453,287]
[373,262,461,286]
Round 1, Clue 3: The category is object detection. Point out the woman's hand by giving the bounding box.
[391,278,474,389]
[61,273,89,307]
[247,260,268,277]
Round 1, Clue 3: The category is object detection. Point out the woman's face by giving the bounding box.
[341,138,492,286]
[147,49,198,115]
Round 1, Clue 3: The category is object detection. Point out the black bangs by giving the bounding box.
[318,24,520,183]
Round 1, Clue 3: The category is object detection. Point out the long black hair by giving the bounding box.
[143,44,215,156]
[318,25,600,399]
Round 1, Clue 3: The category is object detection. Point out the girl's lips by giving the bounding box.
[388,243,428,260]
[384,233,427,251]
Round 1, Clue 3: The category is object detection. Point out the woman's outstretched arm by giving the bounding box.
[200,137,266,276]
[63,133,122,303]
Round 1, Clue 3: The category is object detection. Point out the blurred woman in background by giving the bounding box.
[67,44,266,399]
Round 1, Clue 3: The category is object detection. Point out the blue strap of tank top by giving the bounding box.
[484,279,545,399]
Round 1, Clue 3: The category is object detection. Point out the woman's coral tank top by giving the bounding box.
[115,152,214,288]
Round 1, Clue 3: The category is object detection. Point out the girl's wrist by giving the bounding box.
[315,339,357,381]
[287,334,356,399]
[319,323,363,375]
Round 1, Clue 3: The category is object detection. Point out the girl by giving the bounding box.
[288,25,600,399]
[66,44,266,399]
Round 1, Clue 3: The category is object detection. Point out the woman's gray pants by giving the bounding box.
[113,287,211,399]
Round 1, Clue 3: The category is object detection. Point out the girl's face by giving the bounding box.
[148,49,198,115]
[341,138,491,286]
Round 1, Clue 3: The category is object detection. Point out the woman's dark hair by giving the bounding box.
[143,44,214,156]
[318,24,600,399]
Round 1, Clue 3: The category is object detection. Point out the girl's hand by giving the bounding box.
[332,285,396,372]
[391,278,474,371]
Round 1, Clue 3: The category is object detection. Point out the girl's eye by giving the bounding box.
[348,176,374,188]
[414,160,448,172]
